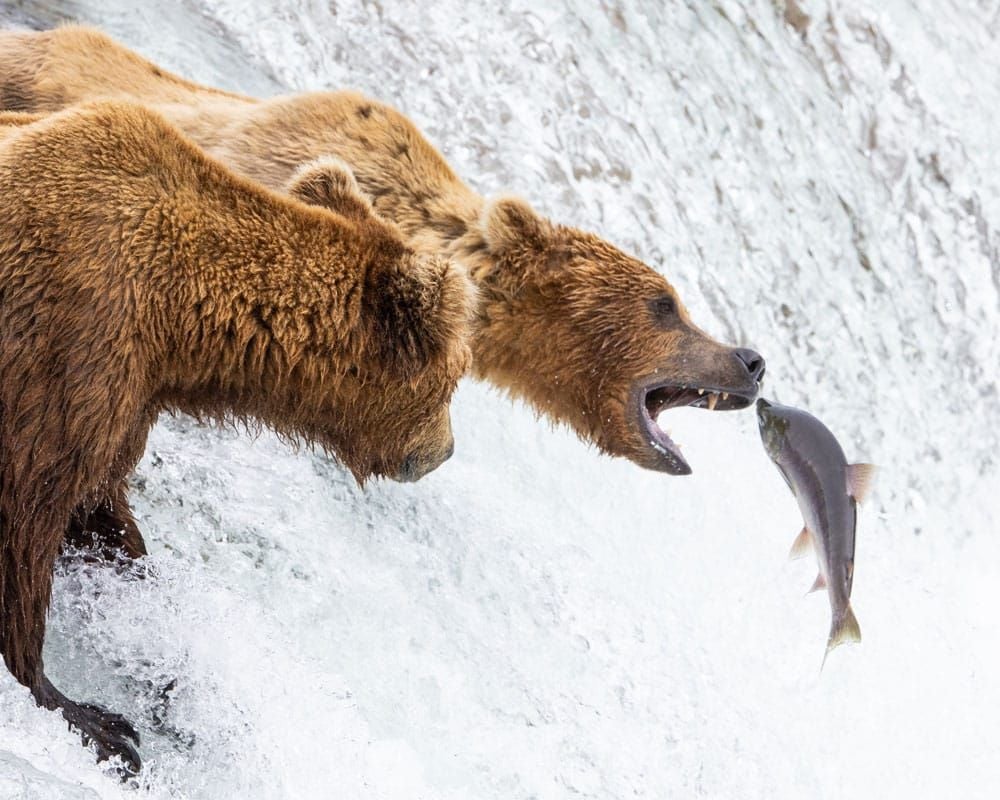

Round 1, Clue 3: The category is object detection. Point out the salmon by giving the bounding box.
[757,398,875,664]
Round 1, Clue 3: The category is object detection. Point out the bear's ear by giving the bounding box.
[480,196,550,255]
[364,254,475,379]
[286,157,374,222]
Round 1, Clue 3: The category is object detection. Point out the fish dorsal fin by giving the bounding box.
[846,463,877,504]
[808,573,827,593]
[789,527,812,560]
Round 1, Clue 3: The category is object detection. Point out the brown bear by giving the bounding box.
[0,27,766,489]
[0,102,472,772]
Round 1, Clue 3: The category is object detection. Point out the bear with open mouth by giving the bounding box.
[0,25,766,490]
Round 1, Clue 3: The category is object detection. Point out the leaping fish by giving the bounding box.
[756,398,876,665]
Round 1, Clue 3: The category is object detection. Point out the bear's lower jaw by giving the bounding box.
[632,381,758,474]
[637,397,691,475]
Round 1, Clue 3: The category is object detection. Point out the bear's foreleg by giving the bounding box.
[0,498,142,774]
[0,380,151,774]
[65,477,147,563]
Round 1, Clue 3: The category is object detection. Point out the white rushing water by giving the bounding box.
[0,1,997,798]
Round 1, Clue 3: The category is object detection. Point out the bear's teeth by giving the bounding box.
[722,392,729,401]
[698,389,705,395]
[707,393,718,411]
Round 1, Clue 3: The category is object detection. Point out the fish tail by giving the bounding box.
[823,604,862,669]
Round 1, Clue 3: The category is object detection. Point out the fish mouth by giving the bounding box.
[637,381,758,475]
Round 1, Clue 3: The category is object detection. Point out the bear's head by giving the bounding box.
[351,248,474,483]
[472,197,766,475]
[288,159,475,483]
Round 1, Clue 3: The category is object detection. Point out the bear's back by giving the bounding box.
[0,102,203,201]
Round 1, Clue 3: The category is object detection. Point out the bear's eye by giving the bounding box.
[649,295,678,322]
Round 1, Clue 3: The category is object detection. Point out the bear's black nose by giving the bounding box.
[399,453,419,482]
[734,348,766,383]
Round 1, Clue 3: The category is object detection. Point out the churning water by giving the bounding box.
[0,1,997,798]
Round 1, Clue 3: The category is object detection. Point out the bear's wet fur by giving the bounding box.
[0,26,766,481]
[0,102,472,772]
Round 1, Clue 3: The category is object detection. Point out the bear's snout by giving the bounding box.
[397,434,455,483]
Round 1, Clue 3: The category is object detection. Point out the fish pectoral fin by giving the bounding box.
[788,527,813,560]
[808,573,827,593]
[846,463,877,504]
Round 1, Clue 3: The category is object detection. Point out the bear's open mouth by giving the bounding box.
[639,383,756,475]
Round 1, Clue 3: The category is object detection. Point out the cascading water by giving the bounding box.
[0,2,996,798]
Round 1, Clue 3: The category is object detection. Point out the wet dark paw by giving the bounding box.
[66,701,142,776]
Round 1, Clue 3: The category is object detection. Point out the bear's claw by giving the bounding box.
[67,701,142,775]
[34,677,142,776]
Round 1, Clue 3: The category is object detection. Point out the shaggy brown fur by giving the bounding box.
[0,26,766,485]
[0,102,471,771]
